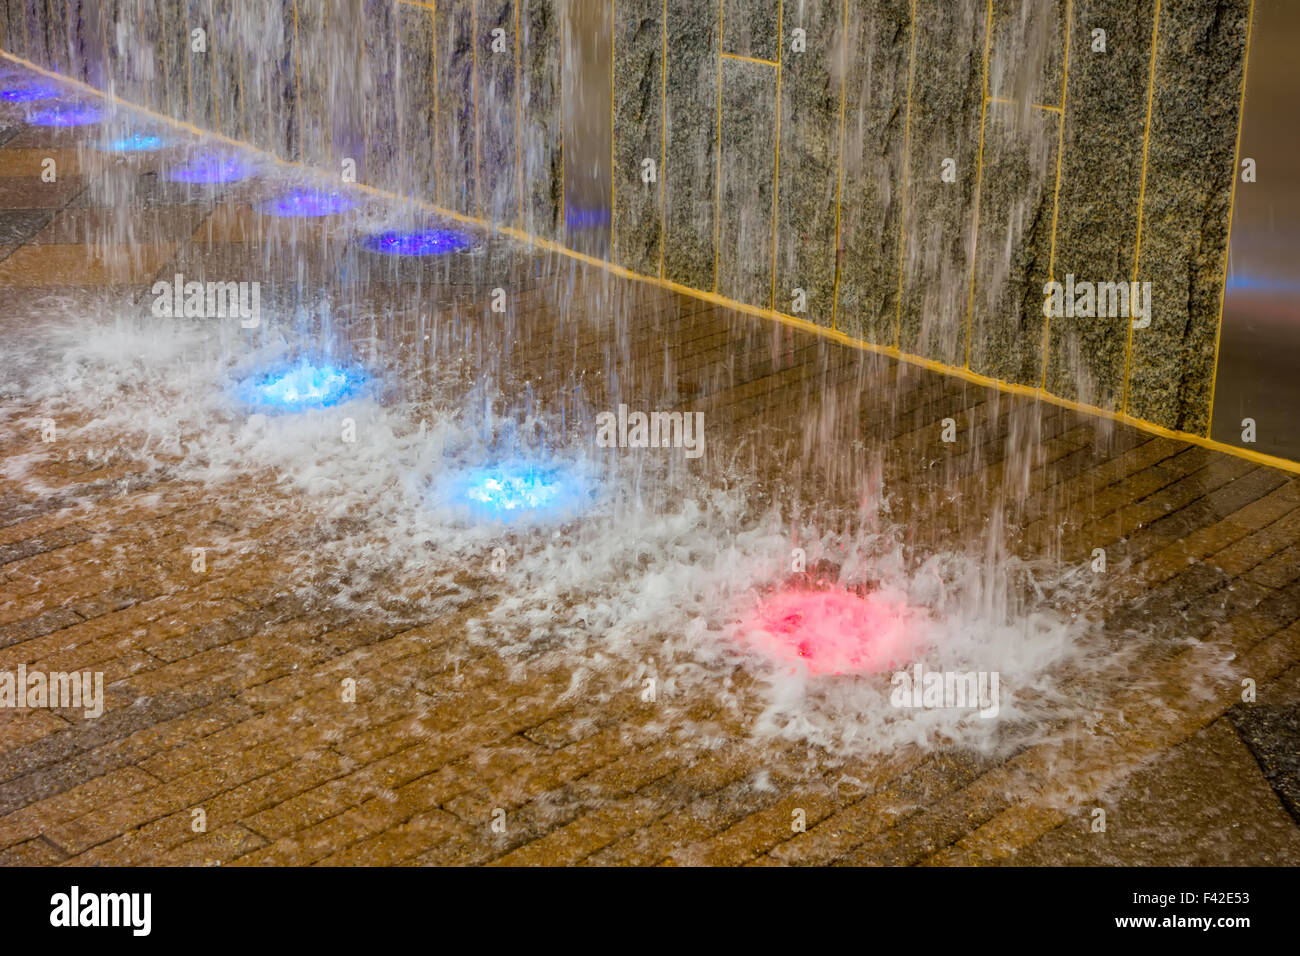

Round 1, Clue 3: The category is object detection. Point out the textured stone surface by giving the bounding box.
[662,0,717,291]
[236,0,297,159]
[1126,0,1249,433]
[477,0,518,224]
[716,56,775,308]
[295,0,332,166]
[0,2,24,62]
[0,0,1253,434]
[327,0,368,180]
[990,0,1066,107]
[391,1,437,201]
[21,0,51,68]
[1230,664,1300,822]
[773,0,837,327]
[209,0,247,141]
[969,3,1064,385]
[363,0,400,189]
[1043,0,1155,411]
[66,0,104,86]
[612,0,661,275]
[518,0,560,239]
[183,0,217,132]
[435,0,477,216]
[896,0,986,367]
[967,103,1056,386]
[723,0,778,62]
[43,0,70,74]
[834,0,909,346]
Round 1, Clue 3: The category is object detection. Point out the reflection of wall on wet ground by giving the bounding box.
[0,0,1256,444]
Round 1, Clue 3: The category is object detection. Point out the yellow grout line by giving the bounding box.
[1119,0,1161,417]
[432,0,440,202]
[1039,0,1073,390]
[98,0,110,97]
[962,0,994,371]
[659,0,667,279]
[2,37,1292,478]
[46,0,56,67]
[609,0,615,260]
[207,0,220,130]
[987,95,1062,113]
[1205,0,1255,440]
[361,4,371,184]
[292,0,302,158]
[471,0,481,217]
[894,0,916,351]
[768,0,783,313]
[323,0,332,159]
[829,0,847,332]
[720,51,777,67]
[713,0,722,292]
[236,33,248,143]
[64,0,75,75]
[514,0,523,229]
[557,0,563,235]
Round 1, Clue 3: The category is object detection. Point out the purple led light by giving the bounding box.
[564,203,611,229]
[1,82,62,103]
[27,103,102,127]
[358,229,474,256]
[258,188,357,218]
[166,152,253,184]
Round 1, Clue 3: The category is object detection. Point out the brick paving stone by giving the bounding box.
[0,103,1296,868]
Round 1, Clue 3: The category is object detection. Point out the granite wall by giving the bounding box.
[0,0,1252,436]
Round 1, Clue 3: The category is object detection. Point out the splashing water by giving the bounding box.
[259,188,357,217]
[437,462,594,523]
[233,360,367,411]
[0,304,1121,760]
[742,588,916,676]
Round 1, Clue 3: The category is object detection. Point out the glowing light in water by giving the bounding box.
[564,203,611,229]
[166,152,253,184]
[259,188,357,217]
[98,131,167,152]
[359,229,473,256]
[233,360,367,411]
[440,462,592,522]
[0,82,61,102]
[745,589,913,676]
[27,103,102,126]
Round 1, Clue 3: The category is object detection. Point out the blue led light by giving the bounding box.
[166,152,253,184]
[233,360,368,411]
[439,461,593,522]
[27,103,102,126]
[258,188,357,217]
[1225,274,1300,295]
[358,229,474,256]
[98,131,166,153]
[564,203,611,229]
[0,82,61,102]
